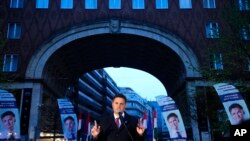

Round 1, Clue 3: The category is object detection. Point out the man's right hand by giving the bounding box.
[91,120,100,138]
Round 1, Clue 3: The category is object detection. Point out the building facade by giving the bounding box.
[120,87,152,118]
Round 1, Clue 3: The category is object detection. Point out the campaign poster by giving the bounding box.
[156,95,187,141]
[213,83,250,125]
[57,99,77,140]
[0,89,21,140]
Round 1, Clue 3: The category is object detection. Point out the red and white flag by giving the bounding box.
[142,111,147,129]
[85,112,91,141]
[153,110,158,141]
[78,112,82,130]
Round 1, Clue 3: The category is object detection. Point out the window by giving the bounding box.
[7,23,21,39]
[211,53,223,70]
[10,0,24,8]
[156,0,168,9]
[132,0,145,9]
[179,0,192,9]
[203,0,216,8]
[36,0,49,9]
[61,0,73,9]
[85,0,97,9]
[3,54,18,72]
[239,0,249,10]
[205,22,219,38]
[109,0,121,9]
[247,58,250,71]
[240,24,250,40]
[217,109,227,122]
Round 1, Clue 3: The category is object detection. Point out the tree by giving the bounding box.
[197,3,250,139]
[201,3,250,83]
[180,3,250,140]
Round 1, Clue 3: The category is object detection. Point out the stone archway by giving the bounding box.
[26,20,200,80]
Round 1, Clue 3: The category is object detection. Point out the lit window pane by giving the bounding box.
[61,0,73,9]
[203,0,216,8]
[7,23,21,39]
[3,54,18,72]
[109,0,121,9]
[36,0,49,9]
[239,0,249,11]
[206,22,219,38]
[132,0,145,9]
[85,0,97,9]
[156,0,168,9]
[240,25,250,40]
[179,0,192,9]
[10,0,24,8]
[247,58,250,71]
[211,53,223,70]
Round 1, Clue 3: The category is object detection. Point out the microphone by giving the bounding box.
[118,112,134,141]
[118,112,124,124]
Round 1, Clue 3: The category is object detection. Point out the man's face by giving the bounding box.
[2,115,15,131]
[64,119,75,132]
[112,97,126,114]
[168,116,179,131]
[231,107,244,124]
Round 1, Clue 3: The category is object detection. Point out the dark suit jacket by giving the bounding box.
[91,112,146,141]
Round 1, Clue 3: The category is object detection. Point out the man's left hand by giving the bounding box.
[136,126,145,135]
[136,118,145,135]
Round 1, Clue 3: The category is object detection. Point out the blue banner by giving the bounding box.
[0,89,21,140]
[156,95,187,140]
[57,99,77,140]
[214,83,250,125]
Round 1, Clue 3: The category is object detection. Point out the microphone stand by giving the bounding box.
[119,112,134,141]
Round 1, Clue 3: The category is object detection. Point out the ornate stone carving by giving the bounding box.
[109,19,120,33]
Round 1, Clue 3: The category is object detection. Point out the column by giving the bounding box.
[186,82,200,141]
[28,83,43,140]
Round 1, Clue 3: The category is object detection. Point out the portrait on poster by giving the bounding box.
[61,114,77,140]
[164,110,187,139]
[224,100,250,125]
[0,109,21,140]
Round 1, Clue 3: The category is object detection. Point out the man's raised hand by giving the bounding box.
[136,118,145,136]
[91,120,100,138]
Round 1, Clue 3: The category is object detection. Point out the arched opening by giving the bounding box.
[104,67,168,100]
[26,22,200,96]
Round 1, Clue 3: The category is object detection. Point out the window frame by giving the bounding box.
[10,0,24,8]
[85,0,98,9]
[203,0,216,9]
[60,0,73,9]
[156,0,168,9]
[205,22,219,38]
[36,0,49,9]
[179,0,192,9]
[240,24,250,40]
[7,23,22,39]
[2,54,18,72]
[211,53,223,70]
[109,0,121,9]
[239,0,249,11]
[132,0,145,9]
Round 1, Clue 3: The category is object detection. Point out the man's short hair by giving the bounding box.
[64,116,74,123]
[167,112,178,121]
[229,103,243,112]
[112,93,127,103]
[1,111,15,120]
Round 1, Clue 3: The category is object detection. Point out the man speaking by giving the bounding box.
[91,94,146,141]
